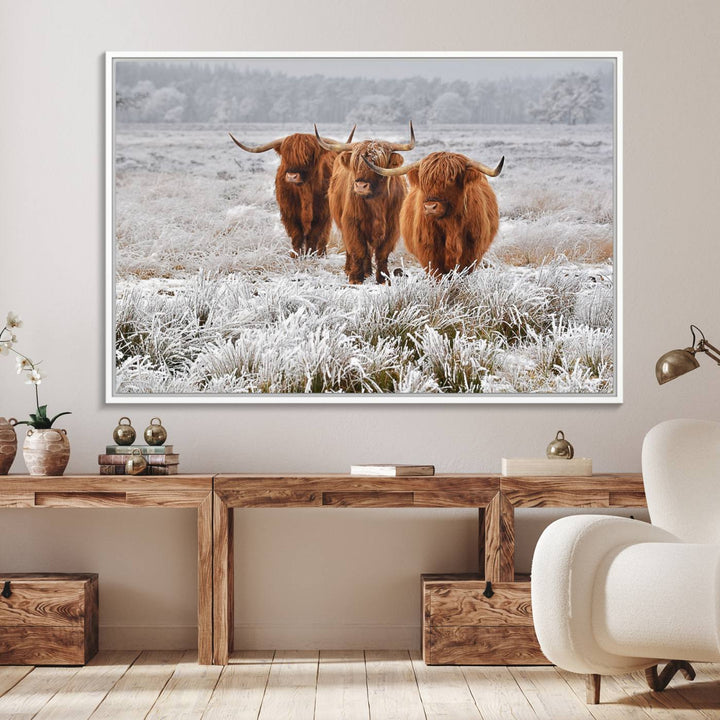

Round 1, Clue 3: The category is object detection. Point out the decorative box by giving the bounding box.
[0,573,99,665]
[422,573,548,665]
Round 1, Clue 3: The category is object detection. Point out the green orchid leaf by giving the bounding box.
[48,411,72,427]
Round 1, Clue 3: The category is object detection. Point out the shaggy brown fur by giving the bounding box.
[329,141,407,284]
[401,152,500,274]
[271,134,338,257]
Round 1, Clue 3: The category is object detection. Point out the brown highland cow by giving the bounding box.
[364,150,504,275]
[229,128,354,257]
[315,123,415,284]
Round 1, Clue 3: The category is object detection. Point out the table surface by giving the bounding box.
[214,473,646,508]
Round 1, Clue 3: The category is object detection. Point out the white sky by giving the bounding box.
[119,56,615,82]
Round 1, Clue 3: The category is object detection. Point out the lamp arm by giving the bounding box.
[698,339,720,365]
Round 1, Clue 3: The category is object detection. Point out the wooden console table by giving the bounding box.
[0,475,214,665]
[212,473,646,665]
[1,473,647,666]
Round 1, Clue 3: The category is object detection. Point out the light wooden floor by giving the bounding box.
[0,650,718,719]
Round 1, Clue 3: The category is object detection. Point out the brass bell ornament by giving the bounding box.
[112,417,136,446]
[546,430,574,459]
[144,417,167,446]
[125,449,147,475]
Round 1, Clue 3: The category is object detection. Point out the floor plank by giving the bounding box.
[555,668,653,719]
[660,664,720,720]
[202,651,274,720]
[510,666,595,720]
[0,665,80,720]
[609,669,701,719]
[145,649,223,720]
[365,650,425,720]
[314,650,369,720]
[462,665,538,720]
[0,652,716,720]
[89,650,184,720]
[226,650,276,665]
[33,651,140,720]
[0,667,33,699]
[410,649,483,719]
[257,651,319,720]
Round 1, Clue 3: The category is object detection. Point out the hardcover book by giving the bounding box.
[105,445,174,454]
[350,464,435,477]
[98,464,179,475]
[501,458,592,476]
[98,453,179,466]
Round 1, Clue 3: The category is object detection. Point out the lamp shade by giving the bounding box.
[655,348,700,384]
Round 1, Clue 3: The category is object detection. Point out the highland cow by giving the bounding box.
[229,127,355,257]
[315,123,415,284]
[364,150,504,275]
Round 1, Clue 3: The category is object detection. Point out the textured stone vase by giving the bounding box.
[22,428,70,476]
[0,417,18,475]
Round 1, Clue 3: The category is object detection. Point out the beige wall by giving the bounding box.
[1,0,718,649]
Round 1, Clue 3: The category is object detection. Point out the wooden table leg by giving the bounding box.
[213,492,234,665]
[484,492,515,582]
[197,493,213,665]
[478,507,486,577]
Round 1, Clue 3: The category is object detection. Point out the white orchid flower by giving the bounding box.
[16,356,32,373]
[0,342,10,356]
[6,312,22,329]
[25,368,46,385]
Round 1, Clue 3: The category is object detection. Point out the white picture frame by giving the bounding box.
[106,51,622,404]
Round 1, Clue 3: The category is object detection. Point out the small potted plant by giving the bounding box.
[1,312,72,476]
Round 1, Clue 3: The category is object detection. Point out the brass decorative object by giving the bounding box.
[656,325,720,384]
[112,417,136,445]
[0,417,18,475]
[125,449,147,475]
[546,430,574,459]
[144,417,167,446]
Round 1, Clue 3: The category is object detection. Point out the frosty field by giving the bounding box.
[113,122,616,397]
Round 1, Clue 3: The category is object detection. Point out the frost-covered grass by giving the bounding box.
[114,122,616,396]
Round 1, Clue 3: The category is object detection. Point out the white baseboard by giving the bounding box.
[99,624,421,650]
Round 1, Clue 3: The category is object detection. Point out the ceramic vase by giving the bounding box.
[22,428,70,476]
[0,417,18,475]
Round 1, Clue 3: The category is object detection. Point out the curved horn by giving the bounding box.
[346,124,356,143]
[362,154,419,177]
[314,124,356,152]
[228,132,283,153]
[469,155,505,177]
[388,121,416,151]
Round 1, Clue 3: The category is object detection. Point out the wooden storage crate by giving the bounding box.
[0,573,98,665]
[422,573,548,665]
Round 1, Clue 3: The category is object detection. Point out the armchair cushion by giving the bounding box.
[594,541,720,662]
[531,514,680,674]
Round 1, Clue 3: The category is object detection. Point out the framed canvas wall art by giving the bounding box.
[106,51,622,403]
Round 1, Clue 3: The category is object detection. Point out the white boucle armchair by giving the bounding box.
[531,418,720,704]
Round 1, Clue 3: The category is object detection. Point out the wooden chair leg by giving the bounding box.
[645,661,696,692]
[586,674,601,704]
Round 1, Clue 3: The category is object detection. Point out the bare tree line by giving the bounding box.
[115,62,613,125]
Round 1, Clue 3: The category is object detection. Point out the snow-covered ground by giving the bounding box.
[113,122,616,396]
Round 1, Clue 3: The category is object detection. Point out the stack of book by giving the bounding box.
[98,445,180,475]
